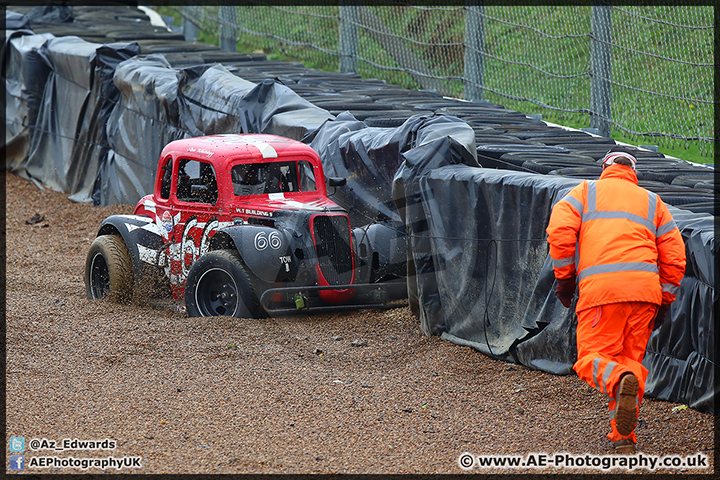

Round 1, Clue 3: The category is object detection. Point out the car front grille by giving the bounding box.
[312,215,353,285]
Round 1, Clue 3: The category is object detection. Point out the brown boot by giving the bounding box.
[615,373,639,436]
[613,439,636,454]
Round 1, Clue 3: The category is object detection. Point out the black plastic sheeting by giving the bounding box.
[101,54,184,206]
[3,26,331,206]
[3,11,714,414]
[2,31,139,201]
[3,30,54,172]
[307,112,479,229]
[100,60,334,206]
[393,164,715,413]
[643,211,716,413]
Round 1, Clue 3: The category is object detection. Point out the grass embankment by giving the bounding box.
[158,6,714,164]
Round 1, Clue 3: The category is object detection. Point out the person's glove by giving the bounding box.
[555,276,576,308]
[652,303,671,331]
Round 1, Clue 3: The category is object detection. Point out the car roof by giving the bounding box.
[160,134,321,168]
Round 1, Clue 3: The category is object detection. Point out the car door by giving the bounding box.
[170,158,221,294]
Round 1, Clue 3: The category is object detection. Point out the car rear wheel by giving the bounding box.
[85,234,134,302]
[185,249,262,318]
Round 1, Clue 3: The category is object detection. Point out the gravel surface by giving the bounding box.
[5,172,715,475]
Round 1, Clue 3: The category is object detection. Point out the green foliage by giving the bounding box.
[156,5,714,163]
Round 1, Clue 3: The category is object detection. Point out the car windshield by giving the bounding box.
[231,160,316,196]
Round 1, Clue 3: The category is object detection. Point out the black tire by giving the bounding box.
[184,249,262,318]
[500,152,595,168]
[521,157,598,174]
[320,102,394,111]
[670,174,716,189]
[675,201,716,216]
[328,109,418,120]
[477,144,571,159]
[548,166,604,179]
[364,115,425,127]
[85,234,134,302]
[527,135,614,146]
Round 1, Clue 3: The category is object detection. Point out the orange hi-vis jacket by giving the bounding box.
[546,164,686,311]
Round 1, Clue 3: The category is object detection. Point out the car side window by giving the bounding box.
[298,161,316,192]
[160,157,173,200]
[176,158,218,204]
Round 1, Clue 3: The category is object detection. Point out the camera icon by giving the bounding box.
[9,437,25,453]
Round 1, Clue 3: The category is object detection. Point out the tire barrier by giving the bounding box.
[499,152,596,169]
[637,166,714,184]
[328,109,421,121]
[521,159,598,175]
[638,185,715,208]
[5,5,715,413]
[548,166,606,179]
[526,134,617,145]
[397,166,715,413]
[475,135,536,147]
[670,174,716,189]
[674,201,716,216]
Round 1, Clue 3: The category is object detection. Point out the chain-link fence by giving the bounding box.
[171,3,715,159]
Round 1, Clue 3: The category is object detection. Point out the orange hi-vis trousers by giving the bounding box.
[573,302,658,443]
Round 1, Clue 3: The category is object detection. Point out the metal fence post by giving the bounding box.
[464,3,485,101]
[339,4,359,73]
[219,4,237,52]
[590,3,612,138]
[182,5,198,42]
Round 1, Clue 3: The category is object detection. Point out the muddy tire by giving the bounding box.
[184,249,262,318]
[85,234,134,302]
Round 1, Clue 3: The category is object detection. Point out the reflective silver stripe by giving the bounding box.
[582,211,656,234]
[578,262,659,281]
[609,408,616,420]
[647,191,658,223]
[587,181,597,212]
[552,256,575,268]
[592,358,601,391]
[562,194,584,215]
[656,219,677,238]
[601,361,618,395]
[581,180,658,236]
[662,283,679,295]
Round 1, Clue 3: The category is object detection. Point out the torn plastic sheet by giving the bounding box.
[69,41,140,203]
[178,64,257,137]
[643,211,716,414]
[24,36,107,194]
[394,165,715,412]
[3,30,55,172]
[3,16,713,413]
[4,34,139,204]
[309,112,479,229]
[98,59,335,206]
[101,54,185,206]
[178,64,332,140]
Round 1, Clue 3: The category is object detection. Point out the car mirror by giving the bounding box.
[327,177,347,187]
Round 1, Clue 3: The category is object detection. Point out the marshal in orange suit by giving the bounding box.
[546,146,686,453]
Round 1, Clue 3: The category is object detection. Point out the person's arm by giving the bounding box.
[547,184,585,280]
[546,183,585,307]
[655,199,686,306]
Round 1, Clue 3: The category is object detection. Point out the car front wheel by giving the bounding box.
[85,234,134,302]
[184,249,262,318]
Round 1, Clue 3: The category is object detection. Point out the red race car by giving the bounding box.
[85,134,406,317]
